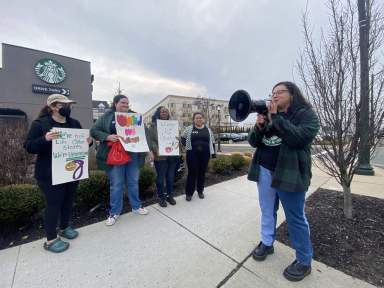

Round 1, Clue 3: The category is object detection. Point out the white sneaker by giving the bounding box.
[105,215,119,226]
[132,207,149,215]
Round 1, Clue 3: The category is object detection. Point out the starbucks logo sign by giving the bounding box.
[34,59,66,84]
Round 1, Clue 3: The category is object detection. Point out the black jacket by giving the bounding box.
[24,115,82,181]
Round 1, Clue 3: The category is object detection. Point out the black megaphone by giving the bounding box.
[228,90,268,122]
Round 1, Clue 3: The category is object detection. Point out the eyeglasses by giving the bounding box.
[271,90,289,97]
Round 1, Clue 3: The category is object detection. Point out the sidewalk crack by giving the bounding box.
[216,252,253,287]
[152,206,279,287]
[11,246,21,288]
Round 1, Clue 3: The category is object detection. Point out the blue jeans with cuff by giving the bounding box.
[107,153,141,215]
[257,165,313,266]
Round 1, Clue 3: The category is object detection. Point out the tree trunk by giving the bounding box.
[342,184,353,219]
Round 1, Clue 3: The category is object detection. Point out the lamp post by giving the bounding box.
[356,0,374,175]
[225,114,232,133]
[217,105,221,152]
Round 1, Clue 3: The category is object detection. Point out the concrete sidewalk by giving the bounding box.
[1,167,382,288]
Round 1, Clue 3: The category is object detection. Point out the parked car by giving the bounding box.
[218,133,243,142]
[231,133,242,142]
[237,132,249,141]
[219,133,232,141]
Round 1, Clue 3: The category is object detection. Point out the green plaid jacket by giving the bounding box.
[248,105,319,192]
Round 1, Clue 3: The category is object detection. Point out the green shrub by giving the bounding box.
[208,159,214,171]
[230,154,247,170]
[139,164,156,196]
[76,170,109,208]
[243,152,253,158]
[211,156,232,175]
[76,166,157,208]
[0,184,44,225]
[243,156,252,167]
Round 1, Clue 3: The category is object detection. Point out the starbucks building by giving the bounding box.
[0,43,93,127]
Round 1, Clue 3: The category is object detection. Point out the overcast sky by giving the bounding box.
[0,0,329,116]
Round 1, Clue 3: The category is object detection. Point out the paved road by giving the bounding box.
[372,146,384,168]
[219,142,255,154]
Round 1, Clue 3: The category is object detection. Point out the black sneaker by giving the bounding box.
[283,260,311,281]
[159,199,167,207]
[252,241,274,261]
[198,192,205,199]
[186,195,192,201]
[166,197,176,205]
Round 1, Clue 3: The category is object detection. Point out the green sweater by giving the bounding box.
[248,105,319,192]
[90,110,146,171]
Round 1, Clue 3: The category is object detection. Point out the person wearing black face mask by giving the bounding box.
[24,94,93,253]
[58,105,72,117]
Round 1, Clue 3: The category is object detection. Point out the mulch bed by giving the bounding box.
[0,168,247,251]
[276,188,384,287]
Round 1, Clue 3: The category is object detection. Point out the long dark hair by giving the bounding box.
[38,105,52,118]
[152,106,169,124]
[272,81,310,109]
[112,94,128,111]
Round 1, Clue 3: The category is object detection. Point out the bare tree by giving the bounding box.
[196,97,216,128]
[297,0,384,218]
[0,119,34,185]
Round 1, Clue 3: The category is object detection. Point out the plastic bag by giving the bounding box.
[106,141,131,166]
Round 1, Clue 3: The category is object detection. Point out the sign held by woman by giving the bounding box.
[157,119,179,156]
[52,128,89,185]
[115,112,149,152]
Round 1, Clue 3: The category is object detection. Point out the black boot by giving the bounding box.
[186,195,192,201]
[166,197,176,205]
[283,260,311,281]
[198,192,205,199]
[252,241,274,261]
[159,198,167,207]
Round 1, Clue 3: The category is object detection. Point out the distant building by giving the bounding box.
[0,43,93,127]
[92,100,110,121]
[143,95,235,131]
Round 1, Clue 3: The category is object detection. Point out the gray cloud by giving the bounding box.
[0,0,329,116]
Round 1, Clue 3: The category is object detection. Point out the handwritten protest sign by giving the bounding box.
[115,112,149,152]
[52,128,89,185]
[157,120,179,156]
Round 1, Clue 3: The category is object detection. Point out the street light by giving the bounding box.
[225,114,232,133]
[217,105,222,152]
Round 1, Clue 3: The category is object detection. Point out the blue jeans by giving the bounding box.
[257,165,313,265]
[154,158,177,199]
[107,153,141,215]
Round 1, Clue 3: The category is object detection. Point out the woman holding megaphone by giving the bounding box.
[246,81,319,281]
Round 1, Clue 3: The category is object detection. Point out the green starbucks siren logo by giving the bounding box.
[34,59,66,84]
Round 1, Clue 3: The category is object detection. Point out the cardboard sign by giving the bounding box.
[115,112,149,152]
[157,120,180,156]
[52,128,89,185]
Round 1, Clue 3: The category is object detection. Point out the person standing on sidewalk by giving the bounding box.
[181,112,215,201]
[24,94,92,253]
[147,106,178,207]
[248,81,319,281]
[90,94,148,226]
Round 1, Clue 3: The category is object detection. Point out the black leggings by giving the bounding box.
[185,150,210,196]
[38,181,79,241]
